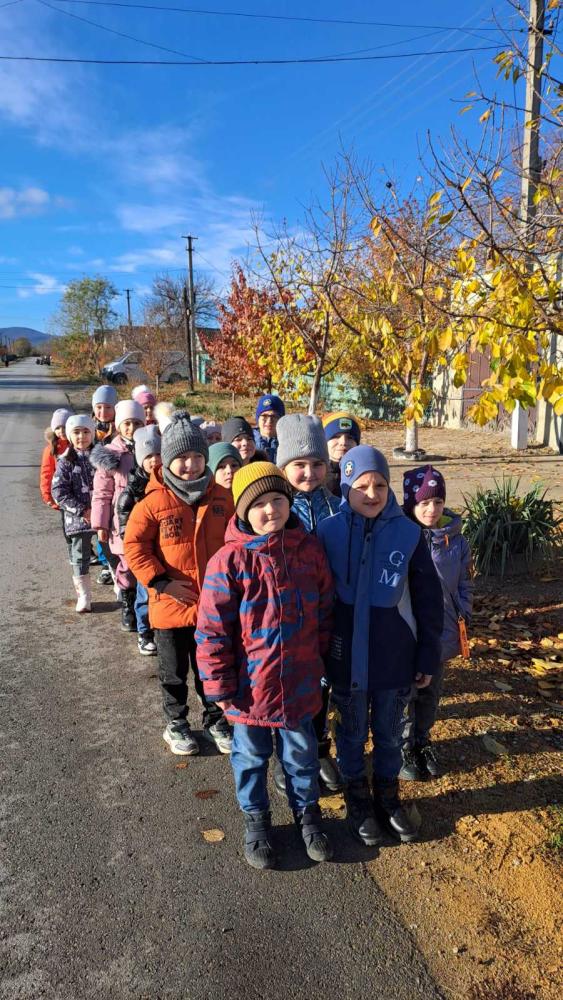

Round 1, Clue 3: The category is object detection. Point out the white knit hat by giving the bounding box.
[66,414,96,437]
[115,399,145,431]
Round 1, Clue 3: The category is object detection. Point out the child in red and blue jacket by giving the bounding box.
[196,461,334,871]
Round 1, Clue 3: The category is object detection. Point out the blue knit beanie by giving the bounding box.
[255,394,285,421]
[340,445,390,497]
[92,384,118,407]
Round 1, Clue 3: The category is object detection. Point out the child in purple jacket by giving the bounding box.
[400,465,473,781]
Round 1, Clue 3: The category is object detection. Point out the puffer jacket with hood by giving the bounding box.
[195,514,334,729]
[123,468,233,629]
[40,429,69,507]
[51,446,94,536]
[291,485,339,535]
[419,510,473,661]
[90,436,135,554]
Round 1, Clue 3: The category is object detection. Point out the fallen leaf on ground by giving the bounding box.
[202,828,225,843]
[175,762,188,770]
[493,680,513,692]
[195,789,219,800]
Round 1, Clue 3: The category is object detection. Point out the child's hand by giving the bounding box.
[97,529,109,542]
[83,508,91,522]
[164,580,198,605]
[415,672,432,689]
[216,701,231,712]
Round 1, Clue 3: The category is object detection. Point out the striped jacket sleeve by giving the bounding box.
[195,550,242,702]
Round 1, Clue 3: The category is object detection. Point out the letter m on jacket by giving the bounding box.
[379,568,401,587]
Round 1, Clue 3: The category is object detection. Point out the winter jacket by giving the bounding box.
[51,447,94,536]
[252,428,278,463]
[116,465,150,539]
[325,460,342,498]
[123,468,233,629]
[292,486,340,535]
[195,515,334,729]
[317,492,443,692]
[420,510,473,661]
[39,429,69,507]
[94,420,115,444]
[90,437,135,555]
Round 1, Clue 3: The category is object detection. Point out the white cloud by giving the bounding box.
[0,186,52,219]
[17,273,68,299]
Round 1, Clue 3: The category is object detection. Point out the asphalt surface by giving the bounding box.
[0,359,443,1000]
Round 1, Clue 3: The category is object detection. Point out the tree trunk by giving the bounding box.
[308,359,323,415]
[155,374,160,395]
[404,421,419,454]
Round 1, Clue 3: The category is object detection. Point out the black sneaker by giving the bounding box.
[399,747,426,782]
[343,778,383,847]
[319,755,344,793]
[294,805,333,863]
[243,811,277,870]
[417,741,440,778]
[137,634,157,656]
[373,779,420,843]
[96,567,113,585]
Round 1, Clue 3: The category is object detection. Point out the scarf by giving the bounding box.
[162,464,213,506]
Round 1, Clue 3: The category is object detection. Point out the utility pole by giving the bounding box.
[182,234,198,385]
[512,0,545,451]
[125,289,133,329]
[182,283,195,391]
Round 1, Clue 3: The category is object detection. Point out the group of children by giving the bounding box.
[40,388,473,870]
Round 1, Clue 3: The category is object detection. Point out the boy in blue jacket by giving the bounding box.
[317,446,443,845]
[400,465,473,781]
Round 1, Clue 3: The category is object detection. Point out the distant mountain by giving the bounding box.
[0,326,50,346]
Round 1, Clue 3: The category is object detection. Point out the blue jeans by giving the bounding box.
[135,582,150,636]
[231,721,320,814]
[331,687,411,783]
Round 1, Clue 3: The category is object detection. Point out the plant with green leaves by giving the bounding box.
[462,477,562,577]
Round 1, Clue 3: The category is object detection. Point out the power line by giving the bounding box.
[47,2,516,34]
[0,44,502,66]
[38,0,208,61]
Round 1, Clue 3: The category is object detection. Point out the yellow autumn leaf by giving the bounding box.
[438,210,455,225]
[202,828,225,843]
[461,177,473,193]
[479,108,492,123]
[428,191,443,207]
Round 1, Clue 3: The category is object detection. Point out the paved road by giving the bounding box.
[0,359,442,1000]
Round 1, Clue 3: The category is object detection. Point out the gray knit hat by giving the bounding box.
[221,416,254,443]
[276,414,330,469]
[161,411,209,468]
[134,424,162,467]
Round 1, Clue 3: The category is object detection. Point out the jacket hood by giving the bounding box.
[90,441,123,471]
[426,508,463,541]
[223,511,305,550]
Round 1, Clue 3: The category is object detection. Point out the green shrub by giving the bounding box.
[462,478,562,577]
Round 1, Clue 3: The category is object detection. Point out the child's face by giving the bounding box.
[142,453,162,475]
[414,497,445,528]
[284,458,327,493]
[206,429,222,445]
[119,418,144,440]
[143,404,154,421]
[169,451,206,481]
[258,411,279,438]
[232,434,256,464]
[348,471,389,519]
[247,491,290,535]
[70,427,93,450]
[94,403,114,423]
[54,425,66,439]
[215,457,240,491]
[328,433,356,462]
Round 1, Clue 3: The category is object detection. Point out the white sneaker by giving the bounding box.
[138,635,157,656]
[203,721,233,755]
[163,722,199,756]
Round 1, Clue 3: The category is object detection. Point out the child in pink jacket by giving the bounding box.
[90,399,144,630]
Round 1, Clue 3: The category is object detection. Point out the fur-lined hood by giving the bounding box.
[90,441,125,471]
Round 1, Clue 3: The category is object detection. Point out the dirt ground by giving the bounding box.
[323,570,563,1000]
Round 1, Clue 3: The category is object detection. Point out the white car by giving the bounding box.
[101,350,189,385]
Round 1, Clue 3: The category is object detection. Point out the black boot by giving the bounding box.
[399,747,426,782]
[272,756,287,798]
[293,804,333,863]
[243,811,277,870]
[343,778,383,847]
[120,588,137,632]
[373,778,420,843]
[417,741,440,778]
[319,755,344,793]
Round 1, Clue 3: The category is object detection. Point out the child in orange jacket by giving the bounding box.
[124,413,233,757]
[40,407,72,508]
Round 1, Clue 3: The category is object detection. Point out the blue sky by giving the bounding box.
[0,0,522,332]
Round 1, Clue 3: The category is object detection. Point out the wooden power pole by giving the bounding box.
[512,0,545,450]
[182,234,198,385]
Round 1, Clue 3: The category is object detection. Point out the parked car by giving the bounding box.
[36,355,51,365]
[101,350,189,385]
